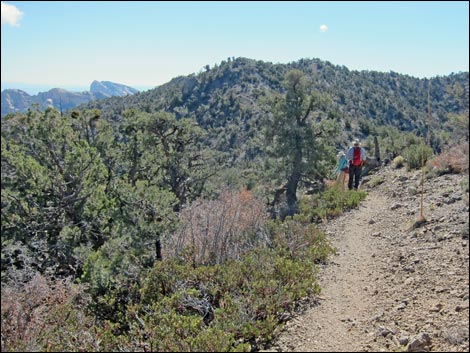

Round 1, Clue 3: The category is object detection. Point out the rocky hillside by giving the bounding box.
[273,163,469,352]
[81,58,469,131]
[1,81,138,117]
[78,57,468,162]
[0,89,31,116]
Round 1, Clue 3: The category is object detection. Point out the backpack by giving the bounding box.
[352,147,362,166]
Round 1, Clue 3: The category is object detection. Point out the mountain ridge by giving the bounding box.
[81,57,469,126]
[1,80,139,117]
[78,56,469,160]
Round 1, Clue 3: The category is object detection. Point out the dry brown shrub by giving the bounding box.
[1,274,95,352]
[430,143,469,174]
[165,188,269,265]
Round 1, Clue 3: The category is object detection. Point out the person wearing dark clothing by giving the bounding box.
[346,139,366,190]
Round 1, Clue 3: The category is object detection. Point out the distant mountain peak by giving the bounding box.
[90,80,139,98]
[1,81,139,117]
[3,88,31,96]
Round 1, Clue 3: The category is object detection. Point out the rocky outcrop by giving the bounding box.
[1,89,32,116]
[90,80,139,97]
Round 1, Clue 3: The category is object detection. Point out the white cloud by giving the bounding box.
[1,1,24,27]
[320,24,328,33]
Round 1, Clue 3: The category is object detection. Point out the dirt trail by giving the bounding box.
[272,166,469,352]
[274,191,392,352]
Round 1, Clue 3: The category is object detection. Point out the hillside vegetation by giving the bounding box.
[1,57,468,351]
[81,57,468,156]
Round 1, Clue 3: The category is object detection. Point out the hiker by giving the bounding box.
[346,139,366,190]
[335,151,349,189]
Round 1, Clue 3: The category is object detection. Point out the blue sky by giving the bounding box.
[1,1,469,94]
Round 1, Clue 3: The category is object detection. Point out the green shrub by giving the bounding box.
[299,185,367,223]
[392,155,405,168]
[403,144,433,170]
[408,185,419,195]
[369,176,385,188]
[98,226,331,351]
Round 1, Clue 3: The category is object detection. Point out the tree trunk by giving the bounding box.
[363,136,381,176]
[156,238,162,261]
[286,134,302,217]
[286,173,300,216]
[374,136,380,162]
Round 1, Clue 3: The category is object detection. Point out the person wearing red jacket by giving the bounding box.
[346,139,366,190]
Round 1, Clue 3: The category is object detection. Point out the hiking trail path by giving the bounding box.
[270,166,469,352]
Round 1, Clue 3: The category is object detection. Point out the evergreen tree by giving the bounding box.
[1,108,111,277]
[265,70,340,216]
